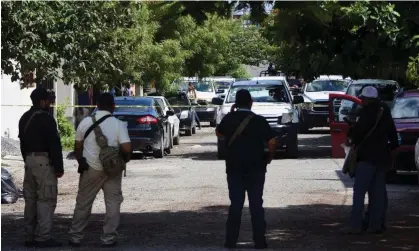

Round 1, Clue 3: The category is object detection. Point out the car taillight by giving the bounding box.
[137,116,158,124]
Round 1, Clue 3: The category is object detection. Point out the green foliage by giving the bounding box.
[229,65,251,79]
[1,1,268,93]
[56,105,75,150]
[259,1,419,84]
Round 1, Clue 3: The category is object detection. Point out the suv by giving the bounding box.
[212,79,304,159]
[299,77,349,132]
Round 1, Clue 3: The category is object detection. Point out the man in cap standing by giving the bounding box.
[344,86,398,234]
[18,87,64,248]
[216,89,277,249]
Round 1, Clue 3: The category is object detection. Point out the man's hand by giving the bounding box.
[56,172,64,178]
[230,104,236,113]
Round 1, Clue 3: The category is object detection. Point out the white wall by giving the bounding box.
[55,75,75,125]
[1,74,35,140]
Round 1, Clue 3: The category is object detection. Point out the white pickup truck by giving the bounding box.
[212,79,304,159]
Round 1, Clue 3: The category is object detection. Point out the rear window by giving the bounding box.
[114,99,152,112]
[391,96,419,119]
[167,94,189,106]
[347,84,398,101]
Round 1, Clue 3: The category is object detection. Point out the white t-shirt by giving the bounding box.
[75,110,130,171]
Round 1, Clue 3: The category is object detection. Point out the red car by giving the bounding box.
[390,90,419,174]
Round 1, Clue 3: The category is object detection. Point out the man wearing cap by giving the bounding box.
[344,86,398,234]
[18,87,64,248]
[216,89,277,249]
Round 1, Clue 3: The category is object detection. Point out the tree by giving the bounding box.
[259,1,419,84]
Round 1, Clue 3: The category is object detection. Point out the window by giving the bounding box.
[167,94,190,106]
[114,99,152,113]
[226,82,290,104]
[305,80,348,92]
[391,97,419,119]
[347,83,398,101]
[154,100,164,116]
[194,81,214,92]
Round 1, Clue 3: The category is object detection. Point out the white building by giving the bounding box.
[1,70,76,140]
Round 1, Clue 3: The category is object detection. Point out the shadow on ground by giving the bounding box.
[2,203,418,250]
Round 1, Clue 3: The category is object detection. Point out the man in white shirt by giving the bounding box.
[69,93,131,247]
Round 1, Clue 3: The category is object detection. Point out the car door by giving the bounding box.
[164,97,179,137]
[328,94,362,158]
[154,100,169,148]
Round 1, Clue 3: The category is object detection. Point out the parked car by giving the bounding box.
[390,90,419,177]
[149,96,181,146]
[339,79,400,121]
[175,78,218,127]
[212,79,304,159]
[299,77,349,132]
[166,91,198,136]
[113,97,173,158]
[206,77,235,98]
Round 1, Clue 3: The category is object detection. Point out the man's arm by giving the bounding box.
[118,122,132,163]
[45,116,64,175]
[18,117,27,161]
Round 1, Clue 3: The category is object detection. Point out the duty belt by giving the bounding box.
[26,152,49,157]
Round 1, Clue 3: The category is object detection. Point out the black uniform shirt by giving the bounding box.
[18,107,64,173]
[217,109,275,174]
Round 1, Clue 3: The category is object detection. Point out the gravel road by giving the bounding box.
[2,126,418,250]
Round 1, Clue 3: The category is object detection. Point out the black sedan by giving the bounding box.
[166,92,198,136]
[113,97,173,158]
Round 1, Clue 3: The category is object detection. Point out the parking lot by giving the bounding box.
[1,125,419,251]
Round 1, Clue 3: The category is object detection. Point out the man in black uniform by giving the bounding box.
[18,87,64,248]
[216,89,277,249]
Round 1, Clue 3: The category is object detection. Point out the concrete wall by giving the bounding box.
[1,73,36,140]
[55,75,75,125]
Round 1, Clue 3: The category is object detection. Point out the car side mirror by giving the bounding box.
[166,110,175,117]
[211,97,224,105]
[292,95,304,104]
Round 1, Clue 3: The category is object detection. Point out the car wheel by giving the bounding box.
[153,136,164,158]
[173,133,180,145]
[298,118,309,134]
[185,127,193,136]
[192,126,196,134]
[286,141,299,159]
[217,140,226,160]
[165,130,172,154]
[210,120,216,127]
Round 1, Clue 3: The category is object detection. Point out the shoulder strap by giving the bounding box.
[228,114,254,147]
[84,114,112,140]
[23,111,44,134]
[356,107,384,148]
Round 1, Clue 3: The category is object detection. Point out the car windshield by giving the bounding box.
[167,94,189,106]
[226,81,290,104]
[347,83,398,101]
[114,99,151,113]
[215,81,232,89]
[193,81,213,92]
[305,80,348,92]
[391,96,419,119]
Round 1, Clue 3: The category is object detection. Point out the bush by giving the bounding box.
[56,105,75,150]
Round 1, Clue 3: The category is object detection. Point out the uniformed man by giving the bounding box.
[216,89,277,249]
[18,87,64,248]
[68,93,132,247]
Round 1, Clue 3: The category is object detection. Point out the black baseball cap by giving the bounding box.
[235,89,252,107]
[30,87,55,104]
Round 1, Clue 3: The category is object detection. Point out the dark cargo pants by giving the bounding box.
[23,154,58,242]
[226,171,266,245]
